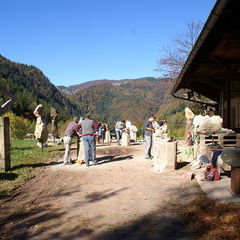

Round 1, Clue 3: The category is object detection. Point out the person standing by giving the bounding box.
[97,123,103,144]
[144,116,155,159]
[115,120,126,145]
[79,114,99,167]
[63,117,81,165]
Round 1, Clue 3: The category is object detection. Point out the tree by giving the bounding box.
[157,20,203,79]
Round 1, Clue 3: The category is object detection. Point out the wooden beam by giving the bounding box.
[187,77,223,90]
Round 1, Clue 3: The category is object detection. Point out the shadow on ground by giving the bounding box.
[11,146,36,151]
[0,186,129,240]
[84,188,128,203]
[0,172,18,181]
[1,183,235,240]
[0,184,203,240]
[176,161,190,170]
[11,161,62,170]
[97,155,133,165]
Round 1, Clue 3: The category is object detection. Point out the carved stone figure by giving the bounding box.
[33,104,48,147]
[50,107,58,138]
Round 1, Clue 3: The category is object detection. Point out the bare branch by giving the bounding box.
[157,20,203,79]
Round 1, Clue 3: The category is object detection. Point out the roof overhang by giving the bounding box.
[172,0,240,102]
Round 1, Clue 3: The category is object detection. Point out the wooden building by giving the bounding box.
[172,0,240,132]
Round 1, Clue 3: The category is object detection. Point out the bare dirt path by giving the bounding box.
[0,143,200,240]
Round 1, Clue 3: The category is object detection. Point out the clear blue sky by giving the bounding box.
[0,0,216,86]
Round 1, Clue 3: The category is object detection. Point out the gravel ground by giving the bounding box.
[0,143,200,240]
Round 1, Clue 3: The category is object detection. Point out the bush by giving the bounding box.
[4,112,34,139]
[167,112,186,139]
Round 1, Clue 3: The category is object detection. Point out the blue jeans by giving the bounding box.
[82,135,96,166]
[115,129,122,143]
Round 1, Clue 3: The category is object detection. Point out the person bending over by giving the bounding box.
[63,117,81,165]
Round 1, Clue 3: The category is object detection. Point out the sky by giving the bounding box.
[0,0,216,86]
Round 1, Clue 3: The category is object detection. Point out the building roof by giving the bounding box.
[172,0,240,102]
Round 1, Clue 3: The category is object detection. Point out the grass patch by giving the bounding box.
[0,140,64,198]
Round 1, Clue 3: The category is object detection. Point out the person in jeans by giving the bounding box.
[63,117,81,165]
[115,120,126,145]
[79,114,99,167]
[144,116,155,159]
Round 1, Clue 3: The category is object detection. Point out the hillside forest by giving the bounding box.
[0,54,192,139]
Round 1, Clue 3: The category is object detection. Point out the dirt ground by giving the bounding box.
[0,143,201,240]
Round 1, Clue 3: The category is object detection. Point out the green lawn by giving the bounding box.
[0,140,64,198]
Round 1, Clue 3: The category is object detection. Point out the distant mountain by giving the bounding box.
[0,55,81,120]
[0,54,176,126]
[58,80,117,94]
[60,77,175,126]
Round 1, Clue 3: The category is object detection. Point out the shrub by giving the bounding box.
[167,112,186,139]
[4,112,34,139]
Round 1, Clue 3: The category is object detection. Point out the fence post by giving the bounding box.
[0,117,11,171]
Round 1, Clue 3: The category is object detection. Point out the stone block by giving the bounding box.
[121,132,130,146]
[104,131,111,143]
[153,141,177,172]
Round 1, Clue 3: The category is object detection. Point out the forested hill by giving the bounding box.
[0,55,80,120]
[60,77,175,126]
[0,54,176,125]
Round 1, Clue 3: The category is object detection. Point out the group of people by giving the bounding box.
[63,114,166,167]
[97,123,107,144]
[63,114,98,167]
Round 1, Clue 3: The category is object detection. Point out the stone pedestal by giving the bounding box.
[130,131,137,142]
[0,117,10,171]
[153,141,177,172]
[121,132,130,146]
[77,139,85,163]
[104,131,111,143]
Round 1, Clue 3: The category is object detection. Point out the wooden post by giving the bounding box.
[226,79,231,128]
[0,117,10,171]
[231,167,240,195]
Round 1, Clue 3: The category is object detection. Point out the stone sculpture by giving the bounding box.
[33,104,48,148]
[50,107,59,139]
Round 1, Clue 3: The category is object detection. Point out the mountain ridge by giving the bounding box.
[0,54,81,120]
[0,54,175,125]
